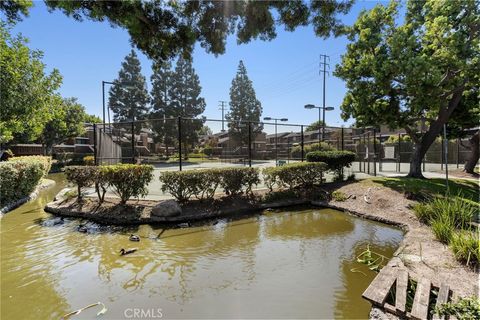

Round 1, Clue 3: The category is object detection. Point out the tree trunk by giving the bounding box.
[408,143,427,178]
[406,85,464,178]
[464,130,479,173]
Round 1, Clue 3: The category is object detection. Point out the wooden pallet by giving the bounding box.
[362,261,455,320]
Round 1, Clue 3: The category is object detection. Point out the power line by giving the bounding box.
[319,54,330,140]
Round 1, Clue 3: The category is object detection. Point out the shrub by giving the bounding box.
[306,150,355,170]
[9,156,52,175]
[450,231,479,266]
[431,216,455,244]
[332,190,347,202]
[203,146,213,156]
[290,142,335,159]
[159,167,259,201]
[159,169,223,202]
[435,297,480,320]
[83,155,95,166]
[218,167,260,196]
[64,166,99,200]
[0,160,45,207]
[100,164,154,204]
[413,196,475,229]
[263,162,327,191]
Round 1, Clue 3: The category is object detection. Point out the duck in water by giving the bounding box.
[120,248,137,256]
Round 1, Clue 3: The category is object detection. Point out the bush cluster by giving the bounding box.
[0,156,51,207]
[413,196,478,266]
[263,162,327,191]
[64,164,154,204]
[8,156,52,174]
[159,167,260,202]
[306,150,356,179]
[290,142,334,159]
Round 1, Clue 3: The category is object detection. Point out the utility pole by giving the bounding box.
[319,54,330,142]
[219,100,228,132]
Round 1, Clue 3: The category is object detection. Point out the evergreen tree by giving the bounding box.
[108,50,149,123]
[226,60,263,145]
[170,58,206,158]
[150,60,176,155]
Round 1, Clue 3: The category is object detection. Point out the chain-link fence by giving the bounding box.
[92,118,474,177]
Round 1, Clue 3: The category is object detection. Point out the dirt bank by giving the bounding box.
[317,180,479,298]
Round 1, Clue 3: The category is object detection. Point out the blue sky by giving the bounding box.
[10,1,384,133]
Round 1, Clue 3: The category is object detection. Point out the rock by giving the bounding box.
[151,200,182,218]
[54,188,72,202]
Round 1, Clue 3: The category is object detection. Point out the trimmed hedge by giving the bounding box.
[263,162,327,191]
[290,142,335,159]
[64,164,154,204]
[98,164,154,204]
[0,159,48,207]
[159,167,260,202]
[306,150,355,179]
[9,156,52,175]
[64,166,98,200]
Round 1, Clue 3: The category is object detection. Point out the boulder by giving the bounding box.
[151,200,182,217]
[54,188,73,202]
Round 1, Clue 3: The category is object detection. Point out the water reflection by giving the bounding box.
[1,175,403,319]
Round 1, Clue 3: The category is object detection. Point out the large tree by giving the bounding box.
[334,0,479,178]
[446,88,479,174]
[0,23,62,145]
[0,0,32,23]
[170,58,206,157]
[42,0,353,61]
[226,60,262,145]
[40,97,87,155]
[150,60,176,155]
[108,50,150,122]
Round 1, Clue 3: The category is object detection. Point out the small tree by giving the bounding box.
[306,120,326,132]
[226,60,263,146]
[109,50,150,122]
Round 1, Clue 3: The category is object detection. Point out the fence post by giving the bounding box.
[341,127,344,151]
[456,138,460,168]
[379,133,382,172]
[178,116,182,171]
[373,129,377,176]
[93,123,97,166]
[441,133,444,171]
[363,132,366,172]
[301,125,304,162]
[397,133,401,172]
[248,121,252,167]
[367,131,371,174]
[131,121,135,164]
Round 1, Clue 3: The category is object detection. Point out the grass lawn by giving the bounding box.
[362,177,479,204]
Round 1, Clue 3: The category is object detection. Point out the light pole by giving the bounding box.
[304,104,334,144]
[264,117,288,166]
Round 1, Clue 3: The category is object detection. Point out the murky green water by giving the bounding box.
[1,174,403,319]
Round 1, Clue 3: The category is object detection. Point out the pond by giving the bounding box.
[1,174,403,319]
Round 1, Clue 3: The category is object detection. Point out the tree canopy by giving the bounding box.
[334,0,479,177]
[306,120,326,132]
[0,23,62,144]
[40,97,87,154]
[40,0,353,61]
[226,60,262,145]
[108,50,150,122]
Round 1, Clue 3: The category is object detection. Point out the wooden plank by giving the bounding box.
[411,278,431,320]
[432,283,450,320]
[449,291,459,320]
[362,265,397,306]
[395,268,409,314]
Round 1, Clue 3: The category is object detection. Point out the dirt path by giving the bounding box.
[320,180,479,298]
